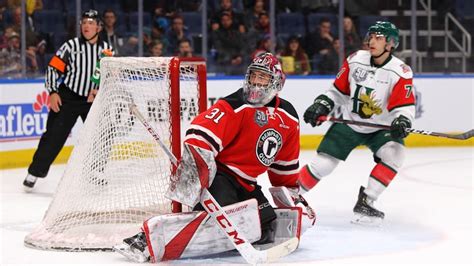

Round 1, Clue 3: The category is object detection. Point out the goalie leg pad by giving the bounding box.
[144,199,261,262]
[256,208,310,250]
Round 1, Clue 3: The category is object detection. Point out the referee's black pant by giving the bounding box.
[28,85,92,178]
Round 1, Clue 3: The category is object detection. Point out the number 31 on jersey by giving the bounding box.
[205,108,225,123]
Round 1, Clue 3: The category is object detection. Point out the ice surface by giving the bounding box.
[1,147,472,265]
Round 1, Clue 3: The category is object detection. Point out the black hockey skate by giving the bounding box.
[352,186,384,226]
[23,174,38,192]
[253,220,276,245]
[113,232,150,263]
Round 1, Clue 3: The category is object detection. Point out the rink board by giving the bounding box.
[1,76,473,169]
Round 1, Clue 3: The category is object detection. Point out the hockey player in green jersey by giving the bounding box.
[299,21,415,225]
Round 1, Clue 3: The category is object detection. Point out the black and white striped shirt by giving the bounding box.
[45,37,113,97]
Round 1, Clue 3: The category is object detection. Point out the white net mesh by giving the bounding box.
[24,57,206,251]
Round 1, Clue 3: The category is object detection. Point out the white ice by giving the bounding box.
[1,147,472,265]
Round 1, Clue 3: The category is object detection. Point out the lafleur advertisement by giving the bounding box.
[0,91,49,141]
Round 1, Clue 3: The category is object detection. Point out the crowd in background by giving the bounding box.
[0,0,470,77]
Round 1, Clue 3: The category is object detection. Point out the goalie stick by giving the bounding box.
[130,104,299,264]
[319,116,474,140]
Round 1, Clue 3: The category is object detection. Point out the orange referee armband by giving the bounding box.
[49,55,66,73]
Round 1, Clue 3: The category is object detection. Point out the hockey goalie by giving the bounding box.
[114,53,316,263]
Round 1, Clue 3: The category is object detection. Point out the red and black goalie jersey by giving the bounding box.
[184,89,300,188]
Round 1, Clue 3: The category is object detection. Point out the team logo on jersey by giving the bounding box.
[254,110,268,127]
[351,84,382,119]
[352,67,369,82]
[256,129,282,166]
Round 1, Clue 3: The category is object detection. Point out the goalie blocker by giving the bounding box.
[114,188,315,263]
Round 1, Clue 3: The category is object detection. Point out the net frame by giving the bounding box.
[24,57,207,251]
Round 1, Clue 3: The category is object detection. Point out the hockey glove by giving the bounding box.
[390,115,412,139]
[303,95,335,127]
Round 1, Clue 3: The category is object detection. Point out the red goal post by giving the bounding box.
[169,57,207,212]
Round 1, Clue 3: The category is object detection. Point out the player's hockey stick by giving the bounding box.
[319,116,474,140]
[130,104,299,264]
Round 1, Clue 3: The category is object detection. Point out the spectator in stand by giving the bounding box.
[177,38,193,58]
[164,15,191,55]
[26,0,42,16]
[25,44,38,74]
[0,31,21,77]
[6,0,42,14]
[250,34,272,59]
[0,30,37,76]
[9,6,38,47]
[173,0,201,12]
[279,36,311,75]
[149,0,176,20]
[148,40,164,57]
[146,0,201,21]
[276,0,302,13]
[343,16,362,56]
[0,3,6,34]
[99,9,125,56]
[318,38,340,74]
[244,0,266,32]
[35,39,47,74]
[0,26,14,49]
[211,0,245,33]
[255,11,270,37]
[143,27,155,53]
[121,36,139,56]
[305,17,334,58]
[211,11,245,75]
[150,17,170,54]
[246,11,271,52]
[301,0,335,13]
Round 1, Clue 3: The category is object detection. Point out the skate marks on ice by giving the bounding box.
[281,210,440,263]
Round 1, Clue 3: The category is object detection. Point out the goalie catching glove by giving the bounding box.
[165,143,216,207]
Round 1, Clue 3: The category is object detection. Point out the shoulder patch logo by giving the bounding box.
[400,64,411,73]
[352,67,369,82]
[256,129,282,166]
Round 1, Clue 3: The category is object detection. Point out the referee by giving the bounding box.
[23,10,113,191]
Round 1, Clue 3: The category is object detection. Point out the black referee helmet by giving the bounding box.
[81,9,101,25]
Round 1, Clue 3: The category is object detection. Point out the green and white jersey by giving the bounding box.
[325,50,416,134]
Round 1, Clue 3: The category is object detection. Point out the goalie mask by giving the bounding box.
[243,53,286,106]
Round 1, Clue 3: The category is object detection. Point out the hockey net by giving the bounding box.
[24,57,207,251]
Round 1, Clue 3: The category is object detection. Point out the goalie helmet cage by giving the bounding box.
[24,57,207,251]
